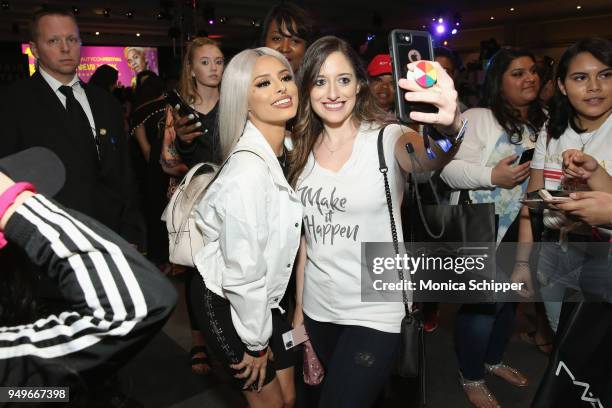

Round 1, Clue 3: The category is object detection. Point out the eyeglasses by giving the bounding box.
[46,36,81,48]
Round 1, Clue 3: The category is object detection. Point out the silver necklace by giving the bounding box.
[579,130,596,152]
[320,129,356,155]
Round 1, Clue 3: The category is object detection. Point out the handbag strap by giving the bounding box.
[376,127,410,315]
[406,146,445,239]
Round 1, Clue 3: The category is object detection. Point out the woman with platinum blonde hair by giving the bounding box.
[192,47,302,408]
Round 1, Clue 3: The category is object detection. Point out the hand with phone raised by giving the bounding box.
[397,60,462,135]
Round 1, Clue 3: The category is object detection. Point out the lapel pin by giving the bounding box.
[99,128,107,136]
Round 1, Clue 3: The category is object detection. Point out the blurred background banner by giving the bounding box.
[21,43,158,86]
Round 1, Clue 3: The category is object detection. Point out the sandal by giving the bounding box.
[485,362,528,387]
[190,345,212,375]
[519,331,553,354]
[459,371,501,408]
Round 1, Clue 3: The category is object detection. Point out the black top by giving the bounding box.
[277,147,289,179]
[0,71,141,243]
[174,100,221,168]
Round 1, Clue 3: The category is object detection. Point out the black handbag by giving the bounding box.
[532,301,612,408]
[403,182,496,244]
[376,128,426,401]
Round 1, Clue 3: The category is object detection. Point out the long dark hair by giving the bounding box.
[258,3,318,47]
[482,48,547,144]
[288,36,384,186]
[548,37,612,139]
[89,64,118,93]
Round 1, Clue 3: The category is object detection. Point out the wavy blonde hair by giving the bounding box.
[218,47,292,160]
[178,37,222,105]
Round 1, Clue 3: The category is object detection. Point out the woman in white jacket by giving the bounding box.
[440,48,547,408]
[192,48,302,408]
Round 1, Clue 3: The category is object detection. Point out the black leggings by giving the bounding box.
[304,314,401,408]
[185,267,198,330]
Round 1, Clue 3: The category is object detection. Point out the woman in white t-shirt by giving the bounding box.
[439,48,547,408]
[512,37,612,332]
[289,36,464,408]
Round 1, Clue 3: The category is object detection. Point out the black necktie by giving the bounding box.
[58,85,99,160]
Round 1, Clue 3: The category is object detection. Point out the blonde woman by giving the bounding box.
[173,37,224,167]
[166,37,225,376]
[192,47,301,407]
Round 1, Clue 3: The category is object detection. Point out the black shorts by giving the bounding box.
[190,275,296,390]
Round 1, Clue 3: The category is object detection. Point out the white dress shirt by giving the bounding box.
[39,68,97,139]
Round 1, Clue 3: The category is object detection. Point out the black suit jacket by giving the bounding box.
[0,71,141,241]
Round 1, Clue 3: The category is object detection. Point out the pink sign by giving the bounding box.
[21,44,159,87]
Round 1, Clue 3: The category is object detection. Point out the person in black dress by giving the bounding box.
[171,37,224,376]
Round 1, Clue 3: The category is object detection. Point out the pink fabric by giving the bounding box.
[303,339,324,385]
[0,182,36,248]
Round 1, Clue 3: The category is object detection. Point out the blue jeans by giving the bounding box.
[455,303,517,381]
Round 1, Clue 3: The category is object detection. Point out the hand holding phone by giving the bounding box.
[388,30,437,124]
[167,90,203,143]
[389,29,462,137]
[539,189,571,203]
[519,148,534,165]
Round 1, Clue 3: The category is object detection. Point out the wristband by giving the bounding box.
[423,118,467,159]
[245,347,267,358]
[515,260,529,265]
[0,182,36,249]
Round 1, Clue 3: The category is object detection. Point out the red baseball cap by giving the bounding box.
[367,54,392,77]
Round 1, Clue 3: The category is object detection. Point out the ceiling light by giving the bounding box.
[126,10,134,18]
[490,16,495,20]
[95,31,100,35]
[438,17,443,23]
[510,7,515,11]
[136,32,141,37]
[103,8,110,17]
[1,1,9,10]
[443,40,448,46]
[451,28,458,35]
[576,5,582,9]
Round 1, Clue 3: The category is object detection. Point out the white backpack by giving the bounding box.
[161,149,262,267]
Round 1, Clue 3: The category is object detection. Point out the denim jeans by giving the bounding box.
[455,302,517,381]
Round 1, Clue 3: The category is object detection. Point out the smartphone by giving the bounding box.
[282,325,309,350]
[519,148,535,165]
[388,29,438,124]
[166,90,197,118]
[538,189,572,203]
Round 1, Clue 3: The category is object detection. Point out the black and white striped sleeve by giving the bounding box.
[0,194,177,386]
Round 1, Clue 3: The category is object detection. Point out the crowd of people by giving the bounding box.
[0,3,611,408]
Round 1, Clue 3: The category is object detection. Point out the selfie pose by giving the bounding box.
[192,48,301,408]
[290,36,463,408]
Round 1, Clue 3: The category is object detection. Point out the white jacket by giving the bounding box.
[440,108,499,204]
[194,121,302,352]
